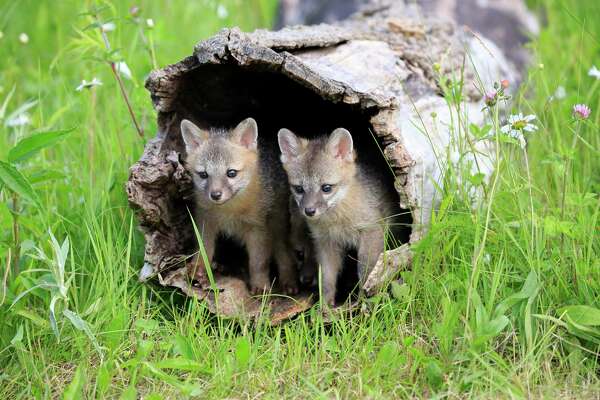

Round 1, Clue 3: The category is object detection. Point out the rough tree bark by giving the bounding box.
[126,0,536,322]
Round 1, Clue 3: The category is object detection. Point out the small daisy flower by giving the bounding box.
[115,61,132,80]
[6,113,31,127]
[500,113,538,148]
[217,4,229,19]
[550,86,566,101]
[589,65,600,80]
[101,22,116,32]
[146,18,155,29]
[76,77,103,91]
[18,33,29,44]
[572,104,591,120]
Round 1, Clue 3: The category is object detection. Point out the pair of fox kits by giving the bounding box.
[181,118,397,305]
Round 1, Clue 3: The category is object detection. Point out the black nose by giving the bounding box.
[210,191,222,201]
[304,207,316,217]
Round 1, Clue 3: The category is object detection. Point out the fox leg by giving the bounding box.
[315,240,344,306]
[357,227,385,285]
[273,239,299,295]
[245,230,272,295]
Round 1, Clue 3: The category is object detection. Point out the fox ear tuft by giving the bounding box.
[327,128,354,162]
[232,118,258,151]
[180,120,209,152]
[278,128,301,163]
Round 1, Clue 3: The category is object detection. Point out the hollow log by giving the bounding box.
[127,0,534,320]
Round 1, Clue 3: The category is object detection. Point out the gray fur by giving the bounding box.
[182,118,298,294]
[278,127,397,305]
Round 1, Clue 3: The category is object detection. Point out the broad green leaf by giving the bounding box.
[96,361,114,397]
[10,282,59,309]
[63,308,104,359]
[390,280,410,301]
[495,270,539,316]
[171,334,195,360]
[483,315,510,337]
[15,309,50,329]
[49,295,60,340]
[375,341,400,367]
[560,305,600,327]
[135,318,160,335]
[62,364,86,400]
[425,360,444,390]
[8,128,74,163]
[29,169,66,184]
[150,358,210,373]
[142,362,202,396]
[10,325,24,347]
[235,336,251,370]
[119,386,137,400]
[0,161,40,207]
[137,339,154,359]
[104,309,128,350]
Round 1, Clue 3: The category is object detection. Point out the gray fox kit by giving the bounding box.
[278,127,397,305]
[181,118,298,295]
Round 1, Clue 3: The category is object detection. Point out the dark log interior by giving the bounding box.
[169,63,412,298]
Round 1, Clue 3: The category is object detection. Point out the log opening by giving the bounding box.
[169,63,412,299]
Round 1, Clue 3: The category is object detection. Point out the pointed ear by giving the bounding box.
[327,128,354,162]
[277,128,303,163]
[231,118,258,151]
[180,119,209,152]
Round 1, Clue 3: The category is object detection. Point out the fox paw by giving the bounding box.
[249,284,268,296]
[281,282,299,295]
[187,261,209,289]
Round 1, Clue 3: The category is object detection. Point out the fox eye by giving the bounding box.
[293,185,304,194]
[226,169,238,178]
[321,184,332,193]
[198,171,208,179]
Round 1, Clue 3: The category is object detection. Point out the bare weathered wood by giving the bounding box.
[127,0,533,318]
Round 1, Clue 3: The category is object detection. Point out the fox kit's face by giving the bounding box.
[278,128,356,220]
[181,118,259,206]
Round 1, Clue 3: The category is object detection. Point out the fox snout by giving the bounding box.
[299,192,324,218]
[304,207,316,217]
[206,181,232,204]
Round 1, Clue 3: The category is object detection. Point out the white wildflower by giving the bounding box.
[217,4,229,19]
[115,62,132,80]
[550,85,566,101]
[101,22,116,32]
[18,33,29,44]
[500,113,537,149]
[6,113,31,127]
[589,65,600,80]
[146,18,154,29]
[483,253,491,264]
[76,77,103,91]
[0,31,4,40]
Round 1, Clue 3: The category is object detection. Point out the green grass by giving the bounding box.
[1,0,599,398]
